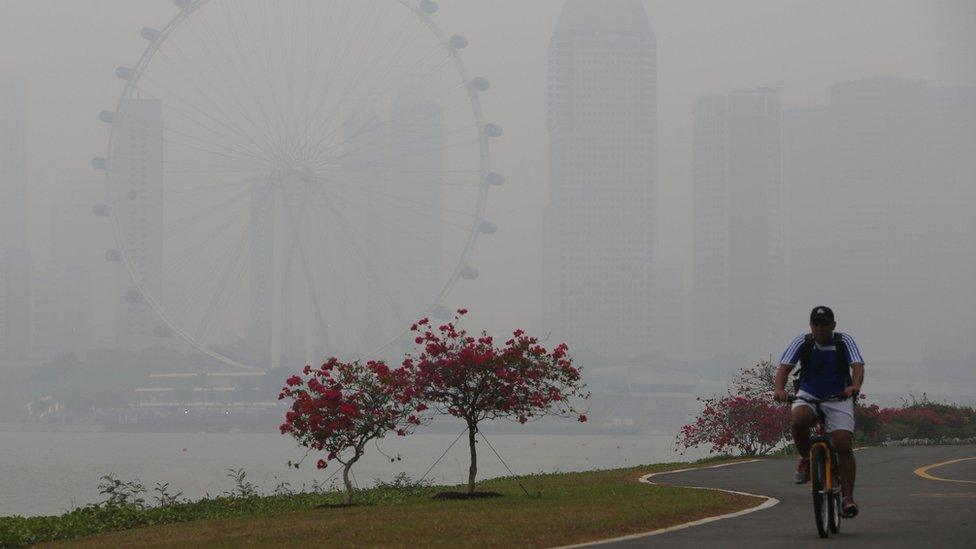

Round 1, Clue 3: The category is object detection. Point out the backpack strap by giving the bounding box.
[793,334,815,383]
[833,332,853,385]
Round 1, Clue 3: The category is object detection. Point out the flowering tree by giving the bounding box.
[279,358,424,504]
[677,394,789,456]
[677,361,790,456]
[406,310,589,494]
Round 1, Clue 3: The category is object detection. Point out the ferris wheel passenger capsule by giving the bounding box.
[91,157,108,170]
[98,110,115,123]
[173,0,193,8]
[483,172,505,186]
[141,27,161,41]
[460,266,479,280]
[478,220,497,234]
[115,66,134,80]
[419,0,438,14]
[432,305,452,320]
[483,123,503,138]
[105,249,122,262]
[92,204,110,217]
[448,35,468,49]
[470,77,491,91]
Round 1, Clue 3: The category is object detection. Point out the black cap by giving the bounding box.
[810,306,835,323]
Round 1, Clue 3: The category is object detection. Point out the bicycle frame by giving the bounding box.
[789,393,847,538]
[808,410,834,494]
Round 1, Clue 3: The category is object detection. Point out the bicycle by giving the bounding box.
[788,394,847,538]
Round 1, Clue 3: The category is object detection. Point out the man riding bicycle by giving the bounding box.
[774,306,865,518]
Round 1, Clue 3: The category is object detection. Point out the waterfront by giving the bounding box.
[0,430,685,517]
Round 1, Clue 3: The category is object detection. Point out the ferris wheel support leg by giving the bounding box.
[270,187,284,371]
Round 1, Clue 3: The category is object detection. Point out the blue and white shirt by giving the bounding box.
[780,333,864,398]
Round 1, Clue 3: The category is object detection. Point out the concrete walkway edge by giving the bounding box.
[554,460,780,548]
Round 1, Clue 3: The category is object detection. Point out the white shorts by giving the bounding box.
[791,390,855,433]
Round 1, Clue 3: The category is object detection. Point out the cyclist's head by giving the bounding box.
[809,306,836,342]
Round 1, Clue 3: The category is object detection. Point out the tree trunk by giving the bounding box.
[467,422,478,494]
[342,453,360,505]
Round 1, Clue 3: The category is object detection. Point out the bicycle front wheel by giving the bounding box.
[811,445,829,538]
[828,451,842,533]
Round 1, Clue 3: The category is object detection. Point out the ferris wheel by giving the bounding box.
[93,0,502,370]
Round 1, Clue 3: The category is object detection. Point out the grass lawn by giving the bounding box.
[39,461,762,548]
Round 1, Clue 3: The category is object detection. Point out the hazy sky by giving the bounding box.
[2,0,975,335]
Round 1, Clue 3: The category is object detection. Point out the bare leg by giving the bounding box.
[791,406,816,458]
[831,430,856,499]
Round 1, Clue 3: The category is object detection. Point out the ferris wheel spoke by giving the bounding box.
[303,40,445,162]
[238,4,298,159]
[316,183,471,267]
[156,99,273,164]
[314,183,460,285]
[299,2,422,158]
[295,0,337,162]
[194,223,250,345]
[154,36,285,164]
[293,0,357,161]
[162,201,252,287]
[162,136,274,169]
[163,185,252,238]
[194,2,290,155]
[317,172,478,227]
[178,14,291,163]
[163,124,275,167]
[190,182,272,344]
[302,197,378,355]
[138,71,275,164]
[136,75,277,162]
[166,175,263,200]
[170,222,242,334]
[317,190,413,328]
[162,213,243,284]
[311,99,468,169]
[280,193,335,352]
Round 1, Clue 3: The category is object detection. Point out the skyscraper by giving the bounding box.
[2,250,32,363]
[109,98,164,350]
[544,0,658,357]
[692,88,782,357]
[0,73,28,253]
[0,73,30,364]
[783,78,976,360]
[50,181,115,352]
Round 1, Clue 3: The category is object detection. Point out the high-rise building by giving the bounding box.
[109,99,164,350]
[2,250,32,363]
[50,180,115,350]
[651,260,687,356]
[31,270,61,364]
[692,88,782,357]
[0,73,28,253]
[544,0,658,357]
[783,78,976,360]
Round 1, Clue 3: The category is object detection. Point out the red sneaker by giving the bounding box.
[794,458,809,484]
[841,497,859,518]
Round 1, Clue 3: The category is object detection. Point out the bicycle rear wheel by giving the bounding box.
[811,445,829,538]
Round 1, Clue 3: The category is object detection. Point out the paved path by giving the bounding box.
[596,445,976,548]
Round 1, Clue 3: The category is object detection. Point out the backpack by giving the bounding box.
[790,332,851,392]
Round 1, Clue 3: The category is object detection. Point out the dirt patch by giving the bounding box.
[313,502,375,509]
[432,491,503,500]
